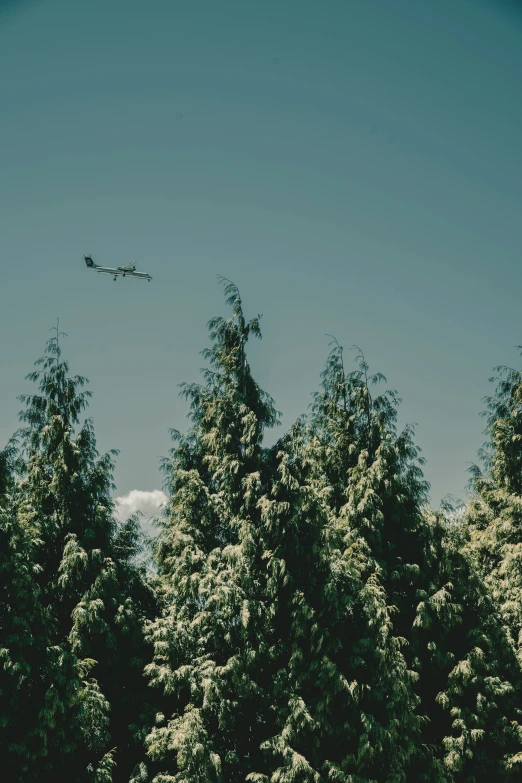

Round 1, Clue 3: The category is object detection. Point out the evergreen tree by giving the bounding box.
[137,280,280,781]
[0,439,58,779]
[308,339,522,781]
[11,323,155,782]
[253,416,421,783]
[468,357,522,653]
[414,509,522,781]
[5,295,522,783]
[1,439,90,783]
[137,283,424,782]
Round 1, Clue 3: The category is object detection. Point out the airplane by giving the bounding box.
[84,254,152,282]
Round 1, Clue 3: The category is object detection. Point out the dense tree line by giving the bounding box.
[2,284,522,782]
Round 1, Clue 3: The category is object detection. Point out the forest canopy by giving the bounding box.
[2,280,522,783]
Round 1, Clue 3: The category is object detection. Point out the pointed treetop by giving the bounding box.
[178,277,278,435]
[17,322,92,441]
[206,276,263,350]
[471,352,522,495]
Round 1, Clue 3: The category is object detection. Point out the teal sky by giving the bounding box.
[2,0,522,508]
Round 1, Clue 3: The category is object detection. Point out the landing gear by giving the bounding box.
[114,276,117,281]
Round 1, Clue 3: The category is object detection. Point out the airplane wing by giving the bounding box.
[121,261,137,270]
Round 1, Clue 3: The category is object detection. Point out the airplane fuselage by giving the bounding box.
[84,255,152,280]
[97,266,151,279]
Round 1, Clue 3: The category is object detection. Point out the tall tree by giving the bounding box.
[13,323,155,782]
[468,357,522,653]
[1,438,94,783]
[137,280,280,782]
[137,283,426,782]
[1,439,56,780]
[309,339,522,781]
[252,417,421,783]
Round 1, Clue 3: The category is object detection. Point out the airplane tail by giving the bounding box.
[84,255,96,268]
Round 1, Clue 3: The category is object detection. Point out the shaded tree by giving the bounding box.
[137,284,422,782]
[468,356,522,652]
[11,323,156,781]
[308,339,522,781]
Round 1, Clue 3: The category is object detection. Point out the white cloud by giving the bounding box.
[114,489,167,535]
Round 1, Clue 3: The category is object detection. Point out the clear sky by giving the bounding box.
[1,0,522,509]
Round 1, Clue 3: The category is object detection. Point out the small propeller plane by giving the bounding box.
[83,255,152,282]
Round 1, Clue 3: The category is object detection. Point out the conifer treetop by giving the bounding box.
[17,320,93,450]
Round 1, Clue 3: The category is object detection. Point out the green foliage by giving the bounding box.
[468,358,522,652]
[309,339,522,781]
[0,440,57,778]
[3,291,522,783]
[137,289,394,780]
[139,302,522,783]
[1,323,156,782]
[140,280,280,781]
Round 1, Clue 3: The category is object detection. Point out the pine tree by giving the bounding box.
[413,509,522,781]
[12,323,155,782]
[1,439,47,777]
[137,280,280,782]
[468,356,522,653]
[461,356,522,778]
[252,416,421,783]
[1,438,81,782]
[308,339,522,781]
[4,292,522,782]
[138,283,424,782]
